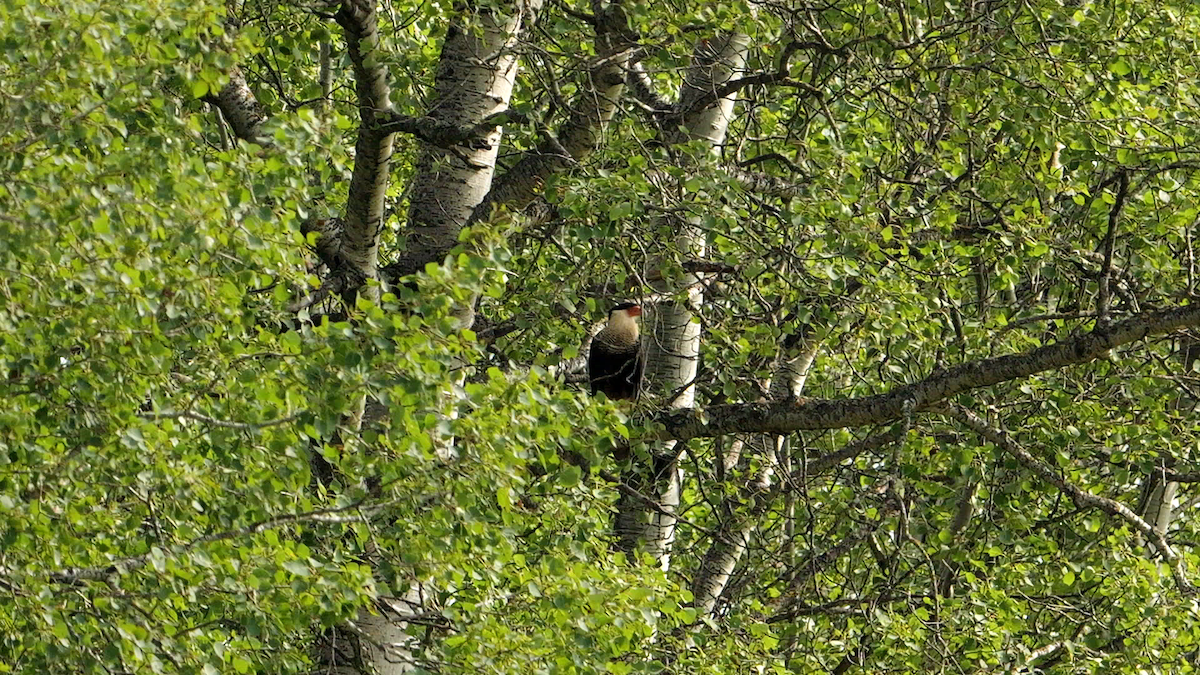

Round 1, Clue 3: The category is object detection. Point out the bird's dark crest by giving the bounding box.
[610,301,639,312]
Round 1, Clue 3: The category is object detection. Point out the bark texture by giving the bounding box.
[334,0,396,305]
[318,1,408,671]
[204,67,269,144]
[477,33,632,216]
[389,3,540,281]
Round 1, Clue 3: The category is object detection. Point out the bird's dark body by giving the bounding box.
[589,339,643,400]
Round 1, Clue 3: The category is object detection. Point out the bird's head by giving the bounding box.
[607,302,642,333]
[610,302,642,318]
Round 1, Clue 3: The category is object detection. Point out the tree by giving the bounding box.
[6,0,1200,672]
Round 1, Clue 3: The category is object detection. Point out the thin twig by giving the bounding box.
[1096,170,1129,326]
[2,499,388,585]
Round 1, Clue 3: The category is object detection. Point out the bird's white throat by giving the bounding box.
[607,310,640,338]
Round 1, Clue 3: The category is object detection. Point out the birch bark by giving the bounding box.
[320,2,661,669]
[616,32,751,566]
[390,3,540,281]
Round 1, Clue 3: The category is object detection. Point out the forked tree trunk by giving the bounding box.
[692,336,821,614]
[322,3,540,673]
[210,0,691,665]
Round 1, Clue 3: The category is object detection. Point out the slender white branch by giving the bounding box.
[138,409,304,430]
[948,404,1194,594]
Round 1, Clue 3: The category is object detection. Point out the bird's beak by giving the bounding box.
[628,305,642,317]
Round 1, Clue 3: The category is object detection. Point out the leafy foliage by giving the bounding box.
[6,0,1200,673]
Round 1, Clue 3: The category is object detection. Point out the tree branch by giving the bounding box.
[201,67,270,145]
[471,41,635,223]
[3,500,383,586]
[674,40,816,119]
[769,481,900,619]
[655,302,1200,440]
[138,409,304,430]
[377,109,525,147]
[947,404,1194,593]
[728,166,810,200]
[1096,170,1130,325]
[626,60,675,114]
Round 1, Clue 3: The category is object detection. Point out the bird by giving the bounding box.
[588,302,644,401]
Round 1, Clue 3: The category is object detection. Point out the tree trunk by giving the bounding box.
[390,4,540,281]
[317,2,660,669]
[335,0,396,308]
[692,337,820,615]
[615,31,751,566]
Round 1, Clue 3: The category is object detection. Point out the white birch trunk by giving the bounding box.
[336,0,397,307]
[617,31,751,568]
[397,4,539,275]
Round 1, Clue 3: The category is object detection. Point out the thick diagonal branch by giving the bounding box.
[377,110,523,147]
[769,482,901,620]
[690,426,903,614]
[657,303,1200,440]
[202,67,269,144]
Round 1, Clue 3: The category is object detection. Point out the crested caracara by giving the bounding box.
[589,302,644,401]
